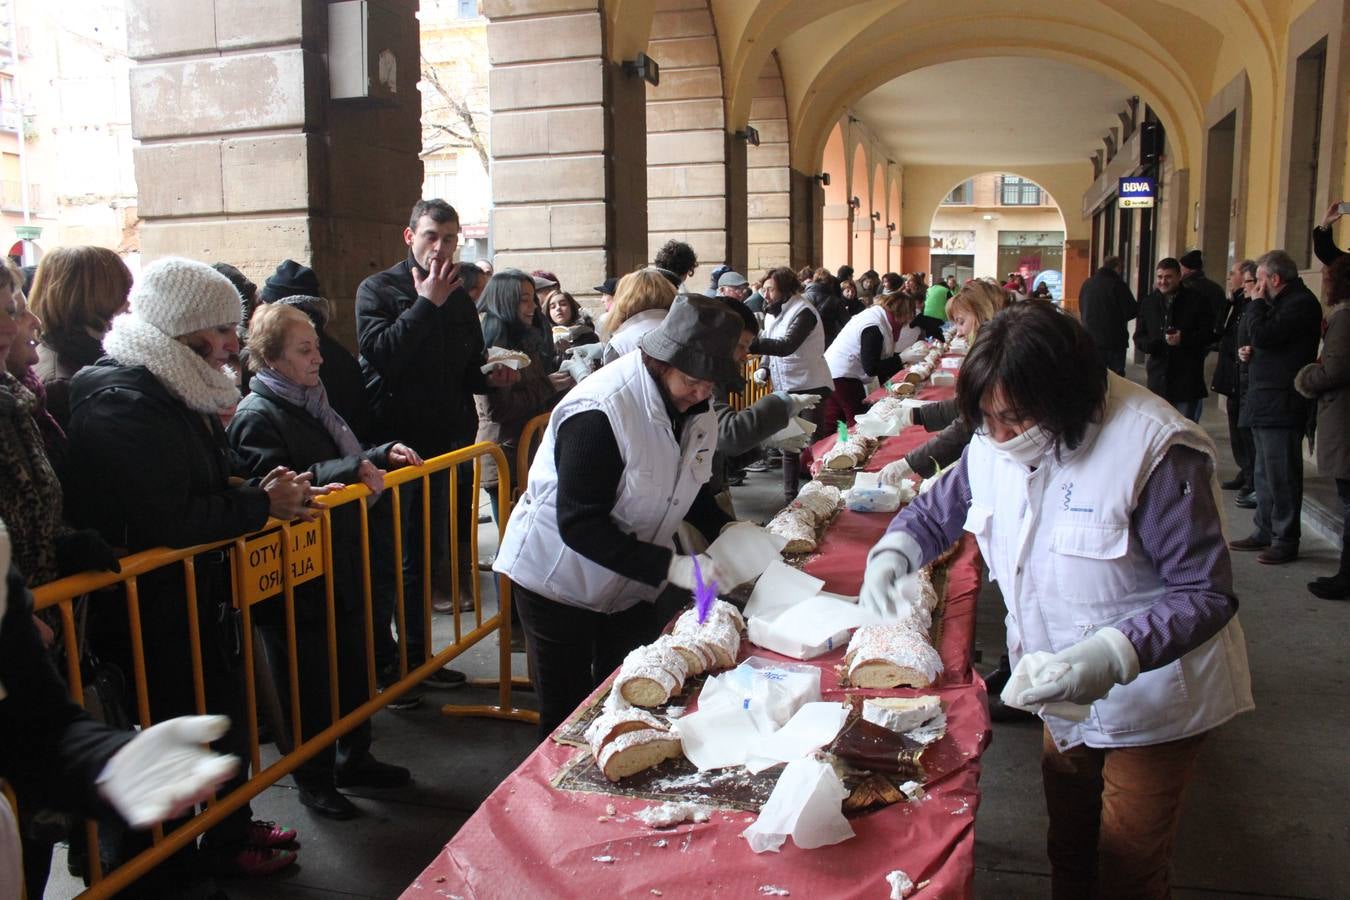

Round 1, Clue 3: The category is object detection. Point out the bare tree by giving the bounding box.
[420,53,489,171]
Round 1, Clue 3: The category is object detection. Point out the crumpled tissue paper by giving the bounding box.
[741,757,855,852]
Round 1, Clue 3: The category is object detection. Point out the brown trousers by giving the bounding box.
[1041,727,1207,900]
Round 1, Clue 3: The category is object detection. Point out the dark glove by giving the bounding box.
[56,529,122,577]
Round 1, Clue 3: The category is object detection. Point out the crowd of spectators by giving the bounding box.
[3,190,1346,898]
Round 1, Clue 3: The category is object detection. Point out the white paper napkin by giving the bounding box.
[744,560,824,621]
[708,522,788,588]
[744,702,850,774]
[741,757,855,852]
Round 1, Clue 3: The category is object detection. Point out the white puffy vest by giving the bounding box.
[964,373,1253,749]
[763,295,831,391]
[603,308,667,365]
[493,350,717,613]
[825,306,898,381]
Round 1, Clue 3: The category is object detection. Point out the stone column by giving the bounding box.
[822,203,851,270]
[646,0,735,289]
[486,1,640,299]
[746,57,791,275]
[789,169,820,271]
[126,0,422,349]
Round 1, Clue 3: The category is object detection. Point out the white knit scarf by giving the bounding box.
[103,315,241,413]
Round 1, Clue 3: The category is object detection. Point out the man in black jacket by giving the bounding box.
[1230,250,1325,565]
[1077,255,1138,374]
[357,199,518,688]
[1212,260,1256,495]
[1180,249,1228,336]
[1134,257,1214,421]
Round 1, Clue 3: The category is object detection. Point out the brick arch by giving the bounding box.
[870,162,887,271]
[850,143,871,268]
[820,122,849,270]
[746,52,791,276]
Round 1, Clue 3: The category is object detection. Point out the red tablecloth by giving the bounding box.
[403,384,991,899]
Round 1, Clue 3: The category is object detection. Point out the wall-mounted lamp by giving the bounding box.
[622,52,660,86]
[814,173,831,186]
[871,210,881,221]
[733,125,760,147]
[848,196,861,209]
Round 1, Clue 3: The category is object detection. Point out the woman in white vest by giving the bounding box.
[495,295,741,739]
[749,266,832,501]
[820,291,920,428]
[600,268,677,364]
[860,302,1252,898]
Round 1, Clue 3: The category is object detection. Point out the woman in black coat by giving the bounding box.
[229,302,423,819]
[64,258,321,877]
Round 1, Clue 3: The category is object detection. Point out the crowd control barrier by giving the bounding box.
[22,441,533,899]
[727,354,772,410]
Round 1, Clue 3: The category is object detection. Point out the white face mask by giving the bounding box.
[990,424,1054,466]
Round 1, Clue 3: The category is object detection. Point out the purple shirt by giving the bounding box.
[887,444,1236,671]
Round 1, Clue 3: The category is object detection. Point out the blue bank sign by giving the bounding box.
[1119,177,1156,209]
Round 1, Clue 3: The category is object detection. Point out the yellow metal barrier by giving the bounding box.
[727,354,772,411]
[28,441,533,899]
[515,411,551,503]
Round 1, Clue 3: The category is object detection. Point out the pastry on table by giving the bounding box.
[888,381,917,397]
[615,641,689,706]
[821,434,879,470]
[597,728,685,781]
[765,507,819,553]
[845,624,943,689]
[862,696,944,733]
[585,708,669,758]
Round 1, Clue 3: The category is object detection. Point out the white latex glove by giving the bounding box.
[1013,628,1140,707]
[97,716,241,829]
[878,458,914,487]
[562,357,594,384]
[752,368,770,384]
[667,553,724,591]
[783,392,821,417]
[858,531,921,619]
[769,431,813,452]
[900,346,928,364]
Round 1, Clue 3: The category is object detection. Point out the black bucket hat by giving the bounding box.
[639,294,741,386]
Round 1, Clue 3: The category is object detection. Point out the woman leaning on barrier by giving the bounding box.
[63,258,331,878]
[494,295,741,739]
[228,301,421,820]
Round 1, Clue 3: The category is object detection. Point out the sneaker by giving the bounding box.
[744,459,772,473]
[219,845,298,877]
[1234,491,1257,509]
[424,667,468,688]
[1220,476,1246,490]
[384,689,424,710]
[246,820,298,849]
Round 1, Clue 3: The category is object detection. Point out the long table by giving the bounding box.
[403,380,991,899]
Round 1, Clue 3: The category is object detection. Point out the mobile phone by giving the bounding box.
[1339,202,1350,215]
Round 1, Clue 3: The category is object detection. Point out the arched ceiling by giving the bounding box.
[850,58,1134,168]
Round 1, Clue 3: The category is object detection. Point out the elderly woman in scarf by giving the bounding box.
[228,301,422,820]
[64,257,327,877]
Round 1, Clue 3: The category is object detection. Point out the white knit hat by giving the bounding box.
[128,257,243,337]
